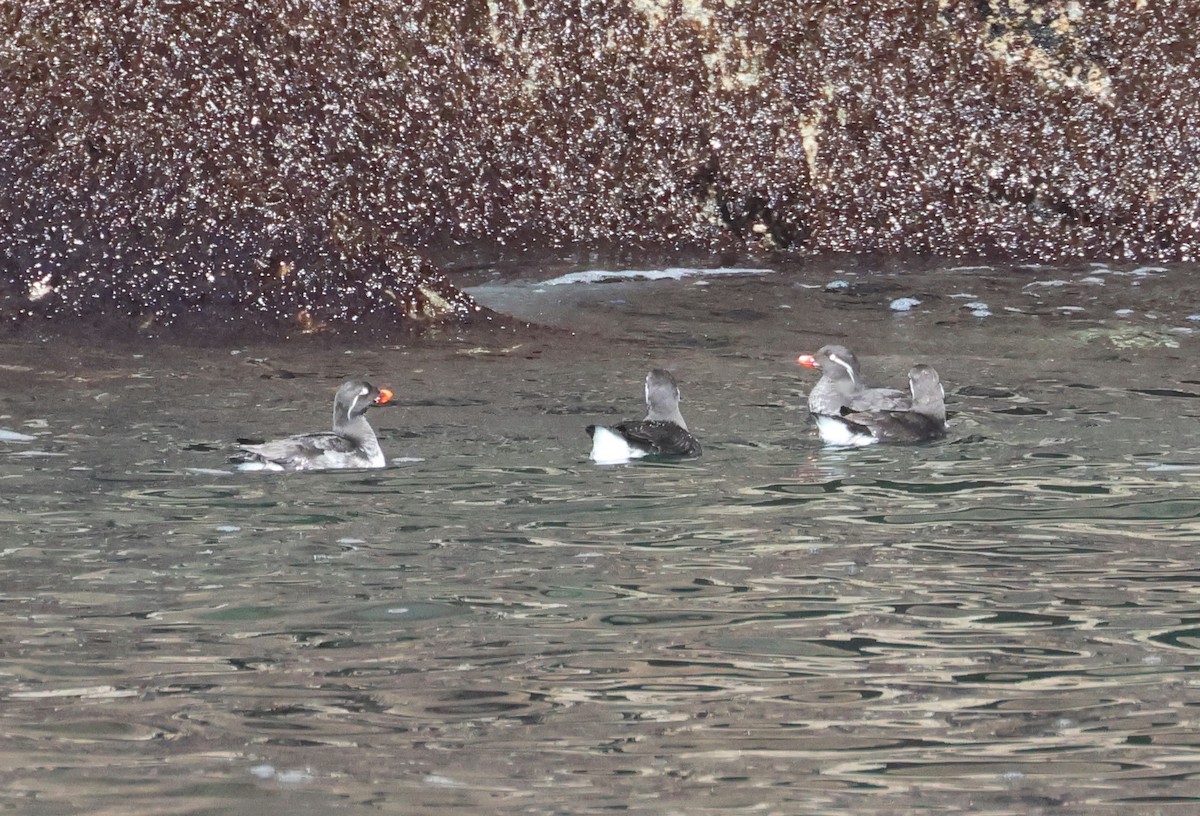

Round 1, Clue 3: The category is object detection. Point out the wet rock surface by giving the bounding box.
[2,1,1197,336]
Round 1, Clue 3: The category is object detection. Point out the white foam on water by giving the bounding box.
[541,266,771,286]
[249,764,276,779]
[233,460,284,472]
[424,775,466,788]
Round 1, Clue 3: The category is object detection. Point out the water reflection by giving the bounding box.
[2,262,1200,812]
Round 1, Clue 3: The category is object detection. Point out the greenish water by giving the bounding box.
[2,260,1199,814]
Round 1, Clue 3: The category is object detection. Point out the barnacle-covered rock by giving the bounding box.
[1,207,482,337]
[2,1,1197,337]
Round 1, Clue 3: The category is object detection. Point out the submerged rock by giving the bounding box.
[2,1,1198,334]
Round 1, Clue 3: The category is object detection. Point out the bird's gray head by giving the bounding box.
[907,365,945,416]
[333,380,391,424]
[808,344,861,385]
[644,368,686,426]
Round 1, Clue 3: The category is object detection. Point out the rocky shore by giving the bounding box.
[3,1,1197,336]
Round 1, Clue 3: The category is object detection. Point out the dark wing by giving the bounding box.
[236,432,358,467]
[289,432,360,454]
[846,387,911,413]
[612,420,702,457]
[842,410,946,443]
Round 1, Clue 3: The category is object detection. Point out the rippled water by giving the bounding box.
[3,260,1200,814]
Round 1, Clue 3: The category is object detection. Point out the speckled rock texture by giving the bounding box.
[2,0,1197,335]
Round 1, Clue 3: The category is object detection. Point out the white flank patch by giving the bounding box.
[813,415,878,447]
[589,426,649,465]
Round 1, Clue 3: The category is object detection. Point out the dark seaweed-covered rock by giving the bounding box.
[2,1,1198,335]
